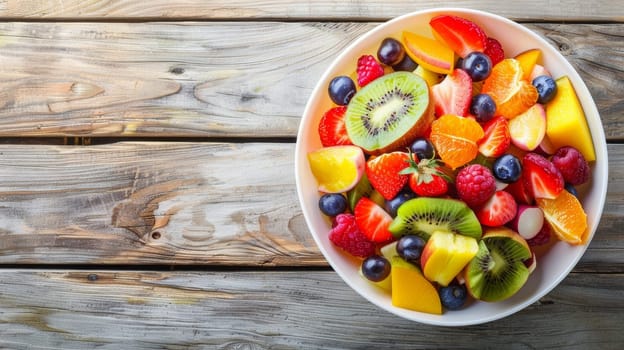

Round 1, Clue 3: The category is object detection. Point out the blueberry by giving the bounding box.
[392,54,418,72]
[565,183,579,198]
[460,52,492,82]
[396,235,426,264]
[377,38,405,66]
[385,190,416,217]
[492,154,522,183]
[470,93,497,123]
[328,76,356,105]
[439,284,468,310]
[532,75,558,104]
[410,138,435,160]
[318,193,347,216]
[361,255,391,282]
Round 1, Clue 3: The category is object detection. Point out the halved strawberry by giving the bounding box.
[431,68,472,117]
[505,178,534,205]
[475,190,517,227]
[429,15,488,58]
[318,106,352,147]
[522,153,564,199]
[478,116,511,158]
[365,152,411,200]
[354,197,394,243]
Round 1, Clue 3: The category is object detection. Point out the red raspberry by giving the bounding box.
[455,164,497,207]
[356,55,384,87]
[484,37,505,66]
[527,223,552,246]
[551,146,590,185]
[329,214,376,258]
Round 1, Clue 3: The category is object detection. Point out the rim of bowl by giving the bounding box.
[295,7,608,326]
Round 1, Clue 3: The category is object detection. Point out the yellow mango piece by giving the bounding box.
[545,76,596,161]
[515,49,541,81]
[402,31,455,75]
[391,257,442,315]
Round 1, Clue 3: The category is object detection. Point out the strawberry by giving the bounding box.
[431,68,472,117]
[522,153,564,199]
[429,15,488,58]
[400,151,451,197]
[505,178,534,205]
[354,197,394,243]
[318,106,352,147]
[484,37,505,66]
[365,152,411,200]
[356,55,384,87]
[475,190,517,227]
[478,116,511,158]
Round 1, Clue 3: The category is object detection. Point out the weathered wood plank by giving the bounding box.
[0,142,621,270]
[0,22,622,139]
[0,269,621,349]
[0,0,622,21]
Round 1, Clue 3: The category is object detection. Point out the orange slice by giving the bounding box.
[482,59,538,119]
[429,115,484,169]
[536,190,588,245]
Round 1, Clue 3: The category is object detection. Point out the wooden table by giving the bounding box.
[0,1,622,348]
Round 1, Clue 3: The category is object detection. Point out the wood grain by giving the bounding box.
[0,142,621,270]
[0,22,622,140]
[0,269,622,349]
[0,0,622,21]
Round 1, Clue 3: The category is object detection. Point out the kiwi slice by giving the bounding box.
[388,197,482,240]
[345,72,433,154]
[464,228,531,302]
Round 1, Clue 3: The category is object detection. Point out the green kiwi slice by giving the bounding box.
[388,197,482,240]
[345,72,433,154]
[464,228,531,302]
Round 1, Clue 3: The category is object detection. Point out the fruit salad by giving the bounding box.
[307,14,595,315]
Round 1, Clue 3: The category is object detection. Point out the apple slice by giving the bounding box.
[402,31,455,75]
[529,64,551,81]
[509,103,546,151]
[420,230,479,287]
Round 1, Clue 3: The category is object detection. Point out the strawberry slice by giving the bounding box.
[478,116,511,158]
[522,153,564,199]
[365,152,411,200]
[431,69,472,117]
[475,190,517,227]
[430,15,488,58]
[505,178,534,205]
[318,106,352,147]
[354,197,394,243]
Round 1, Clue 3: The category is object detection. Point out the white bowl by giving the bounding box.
[295,8,608,326]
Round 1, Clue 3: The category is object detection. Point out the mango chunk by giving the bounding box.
[545,76,595,161]
[515,49,541,81]
[391,257,442,315]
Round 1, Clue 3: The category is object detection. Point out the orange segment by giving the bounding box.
[430,114,484,169]
[536,190,588,245]
[482,59,538,119]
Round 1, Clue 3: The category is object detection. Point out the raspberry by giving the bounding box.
[484,37,504,66]
[527,223,552,246]
[551,146,590,185]
[455,164,496,207]
[329,214,376,258]
[356,55,384,87]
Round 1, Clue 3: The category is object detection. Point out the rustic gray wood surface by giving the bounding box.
[0,1,622,348]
